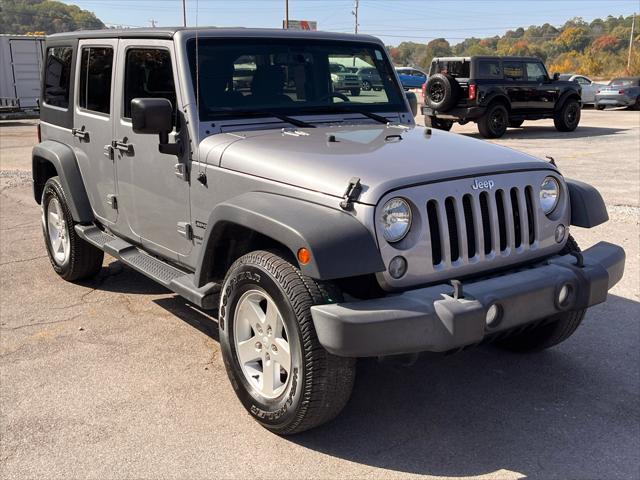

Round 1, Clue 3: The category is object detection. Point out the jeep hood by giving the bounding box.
[209,124,553,204]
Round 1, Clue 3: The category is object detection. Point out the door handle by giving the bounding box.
[72,127,90,141]
[112,140,134,155]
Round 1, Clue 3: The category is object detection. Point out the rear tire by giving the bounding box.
[424,116,454,131]
[41,176,104,282]
[554,98,581,131]
[218,250,355,435]
[477,103,509,138]
[497,236,586,352]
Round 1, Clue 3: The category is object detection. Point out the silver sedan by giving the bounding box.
[559,74,604,105]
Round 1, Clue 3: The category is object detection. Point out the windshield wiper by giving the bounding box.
[210,110,316,128]
[300,105,390,124]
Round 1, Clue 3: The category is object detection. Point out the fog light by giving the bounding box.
[388,256,407,279]
[558,284,572,306]
[555,224,566,243]
[485,303,501,327]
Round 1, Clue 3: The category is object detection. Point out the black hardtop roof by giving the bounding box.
[46,27,380,43]
[432,55,543,63]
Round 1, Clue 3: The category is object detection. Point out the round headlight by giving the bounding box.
[381,197,412,243]
[540,176,560,214]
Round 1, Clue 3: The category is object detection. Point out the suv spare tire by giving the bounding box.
[424,73,460,111]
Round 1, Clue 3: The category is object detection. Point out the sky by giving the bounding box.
[61,0,639,46]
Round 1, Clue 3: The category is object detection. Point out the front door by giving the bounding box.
[113,40,191,260]
[525,61,557,111]
[73,39,118,225]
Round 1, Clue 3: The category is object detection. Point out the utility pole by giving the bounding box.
[352,0,359,34]
[628,12,636,71]
[182,0,187,27]
[285,0,289,29]
[149,19,157,28]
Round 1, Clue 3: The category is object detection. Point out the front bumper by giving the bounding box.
[422,105,485,121]
[311,242,625,357]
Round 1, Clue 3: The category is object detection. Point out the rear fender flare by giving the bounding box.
[32,141,93,222]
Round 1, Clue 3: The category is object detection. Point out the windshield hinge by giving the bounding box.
[340,177,362,211]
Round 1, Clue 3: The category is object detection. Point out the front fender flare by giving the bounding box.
[32,141,93,222]
[555,90,581,112]
[566,179,608,228]
[194,192,385,286]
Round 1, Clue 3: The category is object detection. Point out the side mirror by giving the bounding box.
[552,72,560,81]
[131,98,181,156]
[405,91,418,117]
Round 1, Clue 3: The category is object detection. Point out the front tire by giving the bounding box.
[41,176,103,281]
[477,103,509,138]
[361,80,371,91]
[497,236,586,352]
[218,250,355,435]
[554,98,581,131]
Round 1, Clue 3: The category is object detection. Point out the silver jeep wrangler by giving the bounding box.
[33,28,625,434]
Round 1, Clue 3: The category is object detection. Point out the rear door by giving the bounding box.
[73,39,118,225]
[502,61,527,110]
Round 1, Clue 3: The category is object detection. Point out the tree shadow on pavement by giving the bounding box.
[288,294,640,480]
[463,125,627,140]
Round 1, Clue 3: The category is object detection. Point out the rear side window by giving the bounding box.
[477,60,501,79]
[503,62,524,81]
[44,47,73,108]
[79,47,114,114]
[429,60,470,78]
[123,48,176,120]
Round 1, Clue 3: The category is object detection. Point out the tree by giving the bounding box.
[0,0,104,34]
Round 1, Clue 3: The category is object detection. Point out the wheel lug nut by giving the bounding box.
[255,341,262,350]
[256,324,263,334]
[266,326,272,336]
[271,344,278,353]
[265,353,270,362]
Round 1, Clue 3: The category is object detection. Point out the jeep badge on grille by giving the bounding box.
[472,179,495,190]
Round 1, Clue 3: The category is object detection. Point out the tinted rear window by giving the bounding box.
[429,60,470,78]
[44,47,73,109]
[503,61,525,81]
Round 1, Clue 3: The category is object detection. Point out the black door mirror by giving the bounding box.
[405,91,418,117]
[131,98,181,156]
[552,72,560,81]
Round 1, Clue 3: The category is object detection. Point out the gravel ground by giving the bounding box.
[1,110,639,480]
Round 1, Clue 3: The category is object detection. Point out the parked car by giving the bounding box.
[330,62,362,96]
[357,66,383,91]
[559,74,603,105]
[422,56,582,138]
[395,67,427,90]
[34,28,624,435]
[595,77,640,110]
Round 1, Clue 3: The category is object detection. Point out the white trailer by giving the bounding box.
[0,35,45,112]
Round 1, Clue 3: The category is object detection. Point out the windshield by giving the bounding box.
[187,38,404,120]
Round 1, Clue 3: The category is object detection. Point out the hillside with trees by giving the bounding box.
[0,0,104,34]
[388,15,640,78]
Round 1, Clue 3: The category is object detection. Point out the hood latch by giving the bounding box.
[340,177,362,211]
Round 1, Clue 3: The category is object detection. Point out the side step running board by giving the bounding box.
[76,225,220,310]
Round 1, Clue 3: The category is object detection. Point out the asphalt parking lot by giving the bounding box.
[1,109,639,479]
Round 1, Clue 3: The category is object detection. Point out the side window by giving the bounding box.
[478,60,501,78]
[525,62,547,82]
[577,77,590,85]
[44,46,73,108]
[79,47,114,114]
[123,48,176,121]
[503,62,525,81]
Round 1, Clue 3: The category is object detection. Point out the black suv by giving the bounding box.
[421,56,582,138]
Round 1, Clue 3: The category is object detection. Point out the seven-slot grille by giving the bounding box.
[426,186,537,268]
